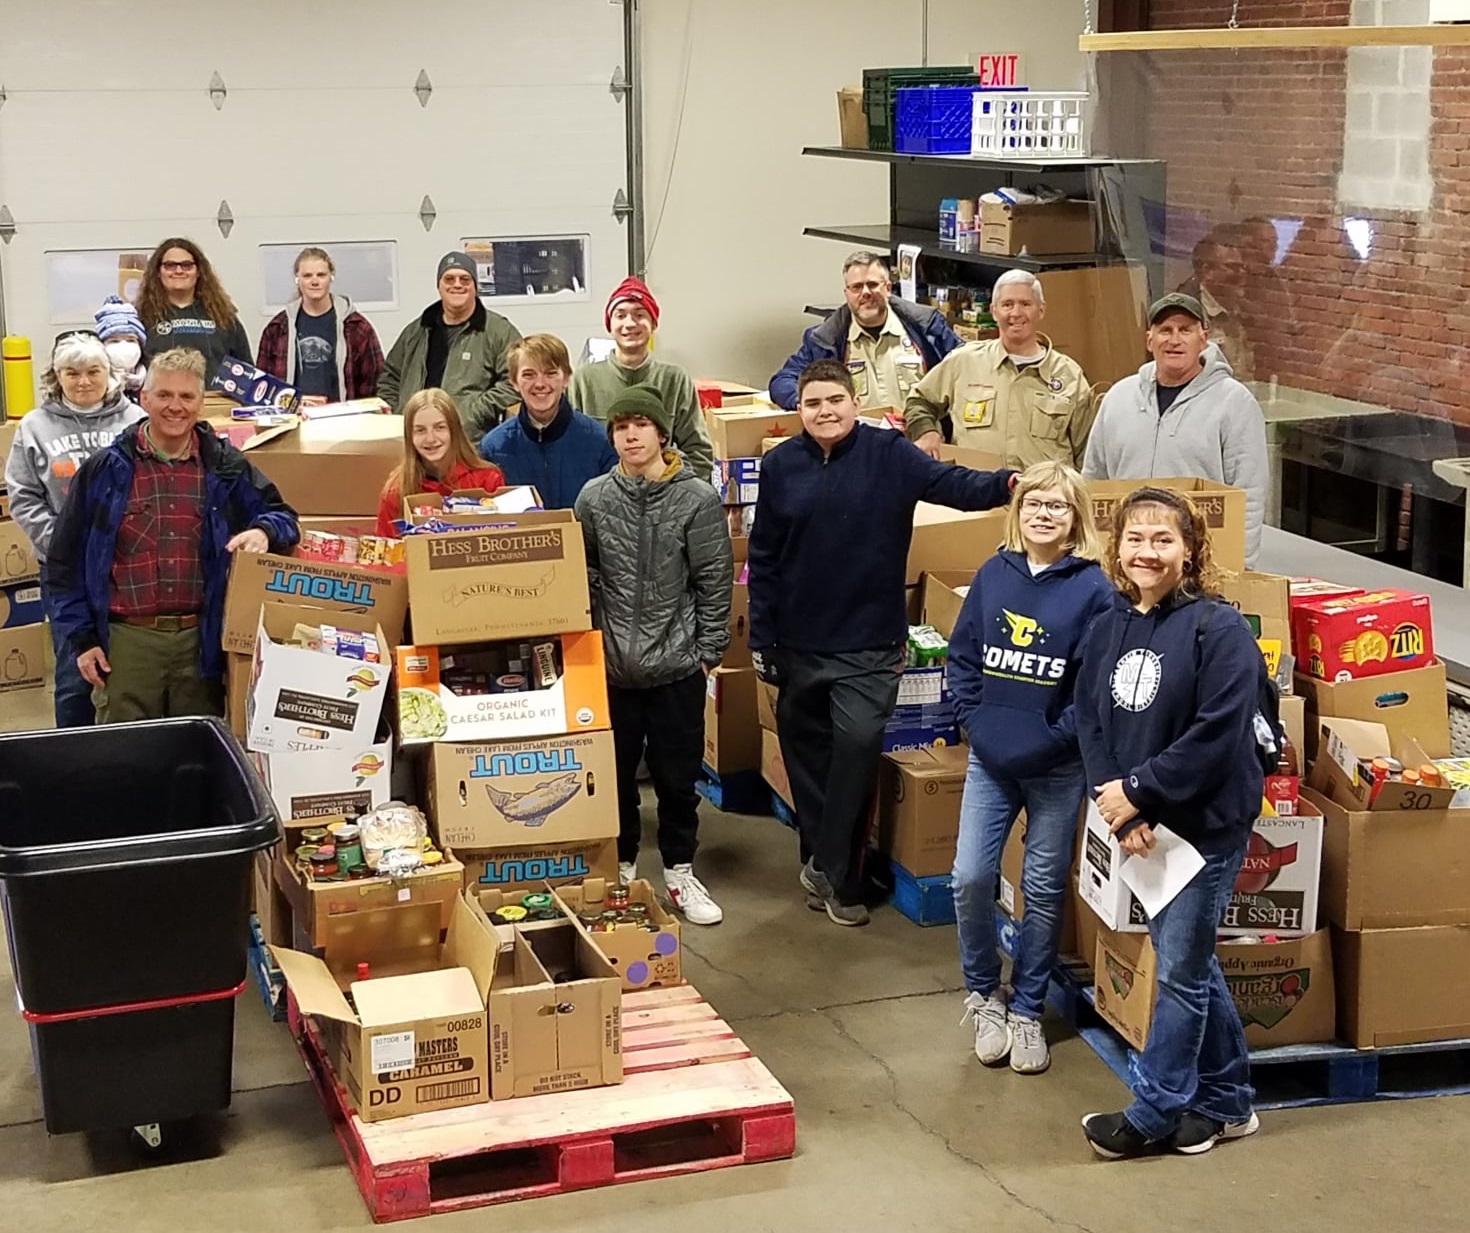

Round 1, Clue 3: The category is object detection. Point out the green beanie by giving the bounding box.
[605,385,672,443]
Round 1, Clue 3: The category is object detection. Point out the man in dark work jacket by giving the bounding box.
[748,358,1016,926]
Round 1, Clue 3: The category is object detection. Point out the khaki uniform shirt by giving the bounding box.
[845,309,926,411]
[904,335,1094,470]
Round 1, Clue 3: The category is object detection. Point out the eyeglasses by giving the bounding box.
[1020,498,1071,516]
[845,280,887,294]
[160,260,197,273]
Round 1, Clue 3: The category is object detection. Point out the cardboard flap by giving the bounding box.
[321,901,444,978]
[446,891,501,1004]
[240,423,297,451]
[268,946,359,1025]
[353,967,482,1026]
[259,600,386,644]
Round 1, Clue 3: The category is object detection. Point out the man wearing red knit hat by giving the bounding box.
[568,276,713,477]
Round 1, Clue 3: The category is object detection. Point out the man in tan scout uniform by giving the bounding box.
[905,270,1094,469]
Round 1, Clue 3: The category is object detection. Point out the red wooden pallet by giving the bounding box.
[287,984,796,1222]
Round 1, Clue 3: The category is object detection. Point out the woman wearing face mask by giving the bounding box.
[1075,487,1267,1160]
[376,388,506,536]
[94,296,149,397]
[946,461,1114,1076]
[135,237,252,374]
[256,247,385,406]
[3,332,145,727]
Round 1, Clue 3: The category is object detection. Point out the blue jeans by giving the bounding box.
[38,563,94,729]
[1126,844,1254,1140]
[951,750,1084,1021]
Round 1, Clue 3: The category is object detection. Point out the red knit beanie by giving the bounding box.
[605,276,660,332]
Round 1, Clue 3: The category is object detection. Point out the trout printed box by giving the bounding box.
[427,731,619,849]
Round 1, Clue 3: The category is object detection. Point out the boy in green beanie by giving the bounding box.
[574,386,733,924]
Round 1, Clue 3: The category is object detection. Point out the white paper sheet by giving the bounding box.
[1118,825,1205,920]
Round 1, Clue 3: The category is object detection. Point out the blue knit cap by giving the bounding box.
[94,295,147,343]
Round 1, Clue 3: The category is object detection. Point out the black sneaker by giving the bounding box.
[1172,1110,1260,1155]
[1081,1111,1158,1160]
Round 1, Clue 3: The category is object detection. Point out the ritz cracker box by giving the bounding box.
[1294,588,1433,683]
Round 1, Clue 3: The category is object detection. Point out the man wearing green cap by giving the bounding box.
[575,385,733,926]
[1083,292,1268,566]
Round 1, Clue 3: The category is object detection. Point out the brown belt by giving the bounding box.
[111,614,200,631]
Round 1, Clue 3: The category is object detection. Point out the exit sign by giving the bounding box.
[976,53,1025,88]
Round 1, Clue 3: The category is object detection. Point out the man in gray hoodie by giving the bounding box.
[4,332,144,726]
[1083,293,1269,566]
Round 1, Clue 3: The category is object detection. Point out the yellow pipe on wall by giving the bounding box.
[3,337,36,421]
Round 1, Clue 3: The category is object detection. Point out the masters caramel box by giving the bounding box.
[1294,588,1433,683]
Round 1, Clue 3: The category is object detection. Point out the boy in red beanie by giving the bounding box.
[568,277,713,477]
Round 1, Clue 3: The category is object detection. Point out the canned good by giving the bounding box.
[491,905,529,924]
[521,892,554,910]
[529,908,560,921]
[578,912,602,929]
[334,825,364,871]
[608,887,630,912]
[625,903,649,920]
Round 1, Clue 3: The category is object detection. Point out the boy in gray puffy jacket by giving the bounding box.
[574,386,733,924]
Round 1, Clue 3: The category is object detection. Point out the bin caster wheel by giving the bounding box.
[129,1123,165,1154]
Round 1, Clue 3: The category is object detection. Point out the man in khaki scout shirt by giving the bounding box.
[905,269,1094,469]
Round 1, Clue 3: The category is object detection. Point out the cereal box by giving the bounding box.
[1294,588,1433,682]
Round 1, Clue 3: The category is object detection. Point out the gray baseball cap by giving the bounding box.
[1148,292,1207,325]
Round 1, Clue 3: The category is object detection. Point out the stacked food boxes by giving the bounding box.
[0,419,48,698]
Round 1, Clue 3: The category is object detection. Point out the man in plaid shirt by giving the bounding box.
[49,348,299,722]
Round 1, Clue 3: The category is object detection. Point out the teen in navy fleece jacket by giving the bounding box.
[945,462,1114,1073]
[747,359,1015,926]
[1074,486,1265,1160]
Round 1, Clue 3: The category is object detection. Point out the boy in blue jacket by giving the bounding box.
[480,335,617,509]
[748,359,1015,926]
[946,461,1114,1074]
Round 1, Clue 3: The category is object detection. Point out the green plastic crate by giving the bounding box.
[862,66,979,152]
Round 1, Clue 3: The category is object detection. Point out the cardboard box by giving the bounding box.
[1076,802,1147,932]
[1280,693,1306,764]
[1333,923,1470,1048]
[247,605,390,754]
[906,505,1007,586]
[0,581,43,630]
[426,731,619,850]
[1295,588,1434,683]
[225,650,253,740]
[704,667,761,774]
[553,878,682,991]
[1086,477,1247,573]
[404,511,592,646]
[1217,570,1290,675]
[462,836,619,897]
[255,849,291,951]
[919,570,973,642]
[761,728,792,809]
[712,458,761,506]
[1295,660,1450,762]
[1307,787,1470,930]
[706,405,801,460]
[884,666,957,752]
[996,815,1079,958]
[1220,802,1323,938]
[395,631,609,745]
[757,680,779,734]
[270,897,496,1122]
[979,198,1094,257]
[401,487,540,525]
[223,551,408,656]
[1308,719,1457,813]
[1095,925,1337,1051]
[0,622,47,694]
[726,569,750,669]
[0,520,39,585]
[240,415,403,517]
[837,86,867,148]
[936,444,1008,472]
[211,356,301,411]
[259,740,394,821]
[877,744,968,878]
[0,420,17,473]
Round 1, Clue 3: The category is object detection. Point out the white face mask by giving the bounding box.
[105,339,142,370]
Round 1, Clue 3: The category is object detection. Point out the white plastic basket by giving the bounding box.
[970,91,1089,157]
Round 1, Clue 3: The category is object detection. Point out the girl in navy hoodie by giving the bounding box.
[1075,487,1266,1161]
[948,461,1114,1075]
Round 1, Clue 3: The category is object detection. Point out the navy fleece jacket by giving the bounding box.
[747,424,1014,654]
[948,551,1116,780]
[1074,591,1266,854]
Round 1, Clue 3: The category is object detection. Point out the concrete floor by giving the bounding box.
[2,684,1469,1231]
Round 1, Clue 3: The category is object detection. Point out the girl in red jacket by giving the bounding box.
[376,388,505,534]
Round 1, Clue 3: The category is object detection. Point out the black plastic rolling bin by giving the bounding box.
[0,716,280,1146]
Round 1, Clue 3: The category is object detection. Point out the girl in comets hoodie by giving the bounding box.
[946,461,1115,1076]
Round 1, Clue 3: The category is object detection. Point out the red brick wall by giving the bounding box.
[1135,1,1470,425]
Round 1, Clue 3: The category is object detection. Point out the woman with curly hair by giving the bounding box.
[1074,486,1268,1161]
[136,237,252,375]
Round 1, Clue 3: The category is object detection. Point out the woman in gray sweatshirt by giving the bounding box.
[3,332,144,726]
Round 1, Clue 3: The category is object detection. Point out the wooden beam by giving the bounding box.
[1080,24,1470,52]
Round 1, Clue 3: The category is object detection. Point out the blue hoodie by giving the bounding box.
[948,550,1115,780]
[1075,591,1266,854]
[479,396,618,510]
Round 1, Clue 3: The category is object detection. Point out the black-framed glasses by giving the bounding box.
[160,260,197,273]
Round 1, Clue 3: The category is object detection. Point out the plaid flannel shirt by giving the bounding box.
[108,425,206,618]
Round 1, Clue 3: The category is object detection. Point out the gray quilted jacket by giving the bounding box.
[574,457,733,689]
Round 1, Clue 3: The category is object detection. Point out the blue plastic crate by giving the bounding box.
[895,85,979,155]
[888,858,955,926]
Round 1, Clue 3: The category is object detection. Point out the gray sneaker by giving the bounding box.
[799,859,833,907]
[961,992,1012,1065]
[1008,1014,1050,1074]
[822,897,870,927]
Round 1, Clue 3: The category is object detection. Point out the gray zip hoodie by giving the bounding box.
[1082,343,1269,566]
[279,293,352,394]
[4,390,145,561]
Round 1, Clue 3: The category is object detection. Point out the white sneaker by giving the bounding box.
[1008,1014,1050,1074]
[619,861,638,885]
[960,992,1012,1065]
[663,864,723,925]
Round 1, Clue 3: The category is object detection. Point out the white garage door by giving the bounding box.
[0,0,629,395]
